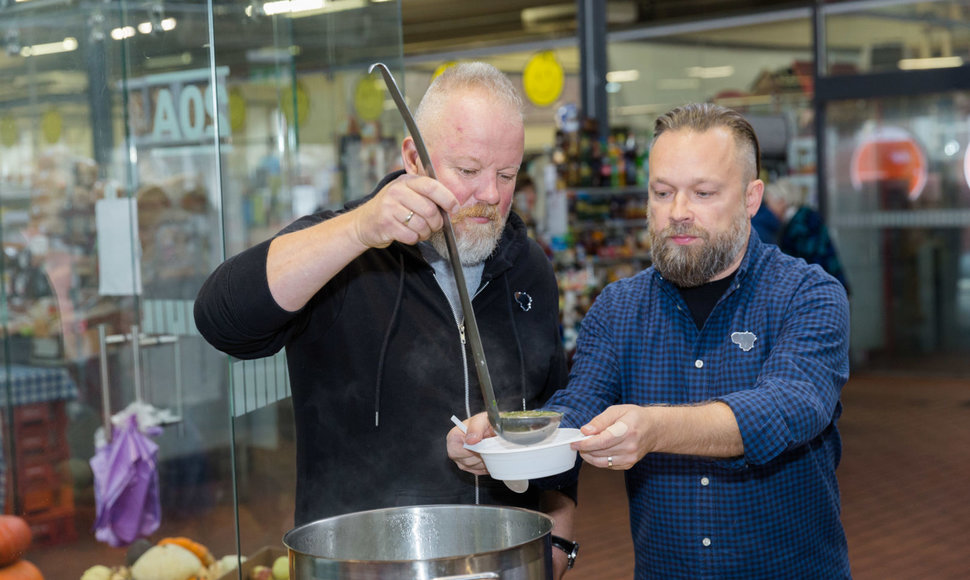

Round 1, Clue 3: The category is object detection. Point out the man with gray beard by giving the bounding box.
[452,103,851,578]
[196,63,577,577]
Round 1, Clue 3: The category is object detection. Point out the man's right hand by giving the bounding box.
[353,173,460,250]
[447,412,495,475]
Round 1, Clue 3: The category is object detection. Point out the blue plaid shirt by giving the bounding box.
[546,234,851,579]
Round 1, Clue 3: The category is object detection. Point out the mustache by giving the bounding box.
[454,204,500,221]
[661,223,709,240]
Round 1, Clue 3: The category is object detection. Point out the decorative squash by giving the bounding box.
[0,559,43,580]
[157,537,215,566]
[0,516,31,567]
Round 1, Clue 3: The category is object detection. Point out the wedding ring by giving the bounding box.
[607,456,613,468]
[404,210,414,224]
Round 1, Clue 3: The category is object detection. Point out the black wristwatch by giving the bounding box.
[551,535,580,569]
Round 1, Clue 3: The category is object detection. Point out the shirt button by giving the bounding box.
[702,537,712,547]
[700,477,710,486]
[694,359,704,368]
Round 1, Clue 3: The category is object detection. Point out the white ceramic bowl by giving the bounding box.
[465,428,588,480]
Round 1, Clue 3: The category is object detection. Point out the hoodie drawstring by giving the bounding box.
[375,252,406,427]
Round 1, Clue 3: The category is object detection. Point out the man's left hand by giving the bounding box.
[572,404,652,470]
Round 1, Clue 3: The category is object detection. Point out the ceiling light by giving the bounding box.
[111,26,137,41]
[19,37,77,57]
[606,69,639,83]
[898,56,963,70]
[263,0,325,16]
[686,65,735,79]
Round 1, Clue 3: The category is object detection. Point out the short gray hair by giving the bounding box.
[652,102,761,182]
[414,62,524,130]
[764,177,807,207]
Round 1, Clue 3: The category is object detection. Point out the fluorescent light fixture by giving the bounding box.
[19,37,77,57]
[137,17,177,34]
[606,69,639,83]
[898,56,963,70]
[263,0,325,16]
[111,26,137,40]
[686,65,735,79]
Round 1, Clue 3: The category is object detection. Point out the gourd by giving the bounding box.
[0,560,43,580]
[158,537,214,566]
[0,516,31,567]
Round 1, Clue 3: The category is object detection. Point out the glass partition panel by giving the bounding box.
[823,0,970,75]
[825,91,970,373]
[0,0,402,576]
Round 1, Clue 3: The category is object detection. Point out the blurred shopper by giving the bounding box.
[195,63,577,576]
[451,103,851,578]
[750,197,781,244]
[765,177,851,294]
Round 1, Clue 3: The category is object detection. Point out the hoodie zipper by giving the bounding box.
[441,277,489,505]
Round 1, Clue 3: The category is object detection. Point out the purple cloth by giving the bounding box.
[90,415,162,547]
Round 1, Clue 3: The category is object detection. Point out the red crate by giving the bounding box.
[27,507,76,547]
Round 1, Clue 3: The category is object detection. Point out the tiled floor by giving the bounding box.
[29,372,970,579]
[568,372,970,579]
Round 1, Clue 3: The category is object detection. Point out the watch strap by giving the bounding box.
[550,534,579,569]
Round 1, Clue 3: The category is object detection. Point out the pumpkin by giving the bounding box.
[0,559,43,580]
[0,516,31,567]
[158,537,214,566]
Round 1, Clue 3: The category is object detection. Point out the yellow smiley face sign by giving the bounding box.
[355,75,385,122]
[282,82,310,127]
[523,51,564,108]
[41,109,63,144]
[0,114,16,147]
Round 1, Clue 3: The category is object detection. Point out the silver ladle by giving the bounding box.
[369,62,561,445]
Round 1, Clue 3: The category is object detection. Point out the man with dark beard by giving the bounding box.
[451,103,851,578]
[195,63,577,576]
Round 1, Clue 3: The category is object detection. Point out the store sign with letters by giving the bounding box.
[122,67,230,148]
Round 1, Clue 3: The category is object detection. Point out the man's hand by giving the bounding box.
[573,402,744,470]
[353,173,459,250]
[572,405,651,470]
[446,412,495,475]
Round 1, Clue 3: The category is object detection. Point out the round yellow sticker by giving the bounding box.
[229,88,246,132]
[354,76,385,122]
[282,82,310,127]
[0,114,16,147]
[41,109,63,144]
[523,51,564,107]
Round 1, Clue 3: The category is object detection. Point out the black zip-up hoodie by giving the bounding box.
[195,171,569,525]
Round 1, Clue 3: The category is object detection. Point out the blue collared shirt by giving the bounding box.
[546,233,851,579]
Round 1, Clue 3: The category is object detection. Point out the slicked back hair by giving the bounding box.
[652,102,761,182]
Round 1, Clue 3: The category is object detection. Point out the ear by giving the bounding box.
[401,137,422,175]
[745,179,764,218]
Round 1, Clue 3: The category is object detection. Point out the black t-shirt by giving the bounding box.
[677,270,737,329]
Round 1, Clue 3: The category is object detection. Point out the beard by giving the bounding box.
[430,204,507,266]
[649,203,749,288]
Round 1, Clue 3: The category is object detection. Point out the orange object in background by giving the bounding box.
[850,126,928,201]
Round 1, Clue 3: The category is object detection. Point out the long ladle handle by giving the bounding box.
[369,63,503,435]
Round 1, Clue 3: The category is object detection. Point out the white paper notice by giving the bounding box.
[96,198,142,296]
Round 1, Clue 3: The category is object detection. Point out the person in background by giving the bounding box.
[195,62,577,577]
[750,196,781,244]
[764,177,851,294]
[450,102,851,578]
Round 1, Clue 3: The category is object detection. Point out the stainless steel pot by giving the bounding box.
[283,504,554,580]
